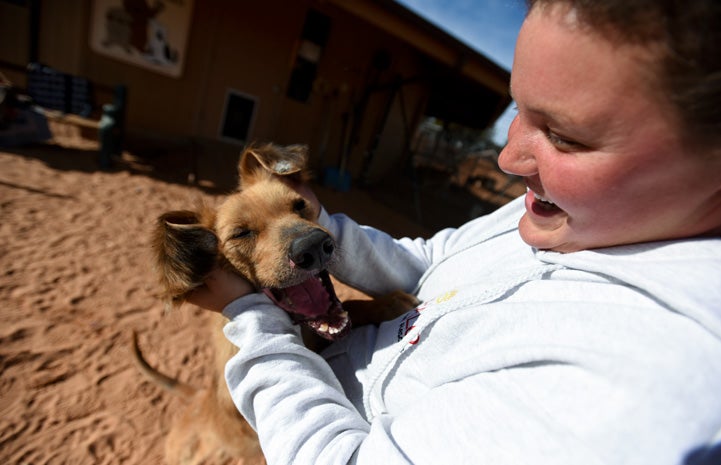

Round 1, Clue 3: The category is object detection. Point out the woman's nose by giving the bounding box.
[498,114,537,176]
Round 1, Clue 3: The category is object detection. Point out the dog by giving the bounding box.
[144,19,178,66]
[134,143,418,464]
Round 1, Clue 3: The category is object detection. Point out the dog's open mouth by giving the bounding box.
[262,270,350,340]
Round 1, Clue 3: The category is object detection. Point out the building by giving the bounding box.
[1,0,510,189]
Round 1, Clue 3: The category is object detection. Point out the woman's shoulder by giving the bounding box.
[539,236,721,337]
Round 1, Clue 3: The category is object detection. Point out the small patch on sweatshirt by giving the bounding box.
[396,289,458,343]
[397,308,421,342]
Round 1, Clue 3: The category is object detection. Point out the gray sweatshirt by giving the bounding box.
[223,196,721,465]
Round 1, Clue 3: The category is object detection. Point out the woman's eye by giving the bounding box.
[546,129,582,149]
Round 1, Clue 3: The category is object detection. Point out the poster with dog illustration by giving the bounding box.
[89,0,193,78]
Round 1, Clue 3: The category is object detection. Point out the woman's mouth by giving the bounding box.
[526,188,562,217]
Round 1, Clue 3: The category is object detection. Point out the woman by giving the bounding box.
[192,1,721,463]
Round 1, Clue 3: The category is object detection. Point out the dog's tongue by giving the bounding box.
[263,276,331,317]
[262,272,350,341]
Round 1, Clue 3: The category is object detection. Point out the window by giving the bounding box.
[219,89,257,144]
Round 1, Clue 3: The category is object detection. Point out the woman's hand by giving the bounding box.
[186,266,254,313]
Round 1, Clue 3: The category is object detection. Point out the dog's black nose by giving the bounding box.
[289,229,334,271]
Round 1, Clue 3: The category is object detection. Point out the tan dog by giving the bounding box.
[134,143,417,465]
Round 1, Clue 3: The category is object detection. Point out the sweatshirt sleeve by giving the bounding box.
[222,294,413,465]
[318,209,444,296]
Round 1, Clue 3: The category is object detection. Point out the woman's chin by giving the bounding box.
[517,214,574,252]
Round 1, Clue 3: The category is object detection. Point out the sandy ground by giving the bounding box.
[1,143,227,464]
[0,125,456,464]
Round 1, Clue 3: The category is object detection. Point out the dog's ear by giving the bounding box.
[239,143,309,187]
[152,210,219,306]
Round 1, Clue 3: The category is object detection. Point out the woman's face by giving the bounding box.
[498,4,721,252]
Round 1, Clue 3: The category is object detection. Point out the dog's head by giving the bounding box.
[153,143,349,340]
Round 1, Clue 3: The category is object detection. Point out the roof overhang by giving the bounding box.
[324,0,511,97]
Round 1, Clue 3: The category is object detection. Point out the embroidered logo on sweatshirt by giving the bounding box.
[435,289,458,304]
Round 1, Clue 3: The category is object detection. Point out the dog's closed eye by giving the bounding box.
[229,228,253,240]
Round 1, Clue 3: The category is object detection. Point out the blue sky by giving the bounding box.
[395,0,527,144]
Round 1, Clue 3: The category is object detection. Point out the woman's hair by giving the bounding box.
[527,0,721,151]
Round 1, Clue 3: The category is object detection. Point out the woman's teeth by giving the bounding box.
[533,192,555,205]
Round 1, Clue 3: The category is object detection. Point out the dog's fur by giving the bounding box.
[135,143,418,465]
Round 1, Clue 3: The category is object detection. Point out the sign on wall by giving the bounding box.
[89,0,193,78]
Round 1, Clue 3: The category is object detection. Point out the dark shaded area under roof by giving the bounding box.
[426,70,507,129]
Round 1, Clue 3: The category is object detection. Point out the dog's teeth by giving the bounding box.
[340,311,348,319]
[318,323,329,332]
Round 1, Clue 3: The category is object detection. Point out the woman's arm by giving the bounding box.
[319,209,444,296]
[223,295,370,465]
